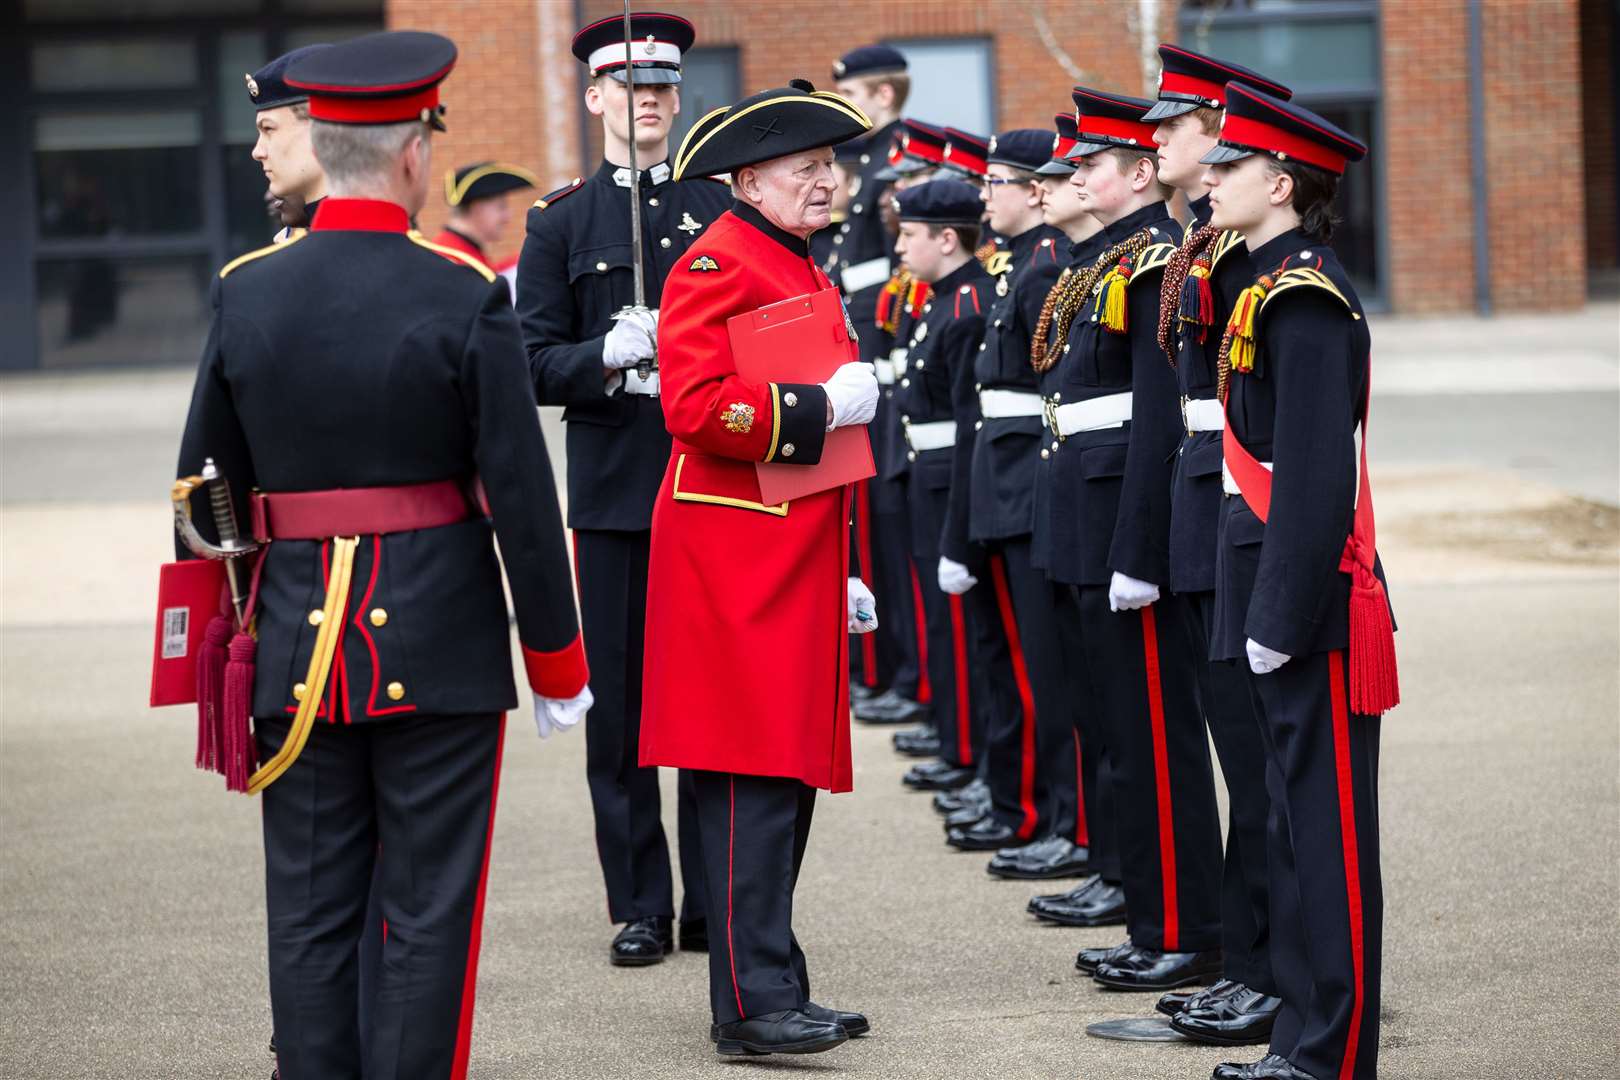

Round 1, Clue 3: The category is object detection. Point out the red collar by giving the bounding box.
[310,198,411,233]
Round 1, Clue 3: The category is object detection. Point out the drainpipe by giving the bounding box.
[1468,0,1492,314]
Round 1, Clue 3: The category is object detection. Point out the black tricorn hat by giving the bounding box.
[673,80,872,181]
[445,162,540,207]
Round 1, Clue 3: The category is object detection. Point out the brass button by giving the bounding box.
[649,196,660,206]
[1053,391,1062,402]
[369,608,388,627]
[974,420,983,431]
[595,260,608,271]
[1040,448,1050,460]
[783,391,798,407]
[914,359,924,369]
[659,237,671,248]
[293,682,307,701]
[907,450,917,462]
[834,234,844,245]
[781,442,796,458]
[307,609,324,626]
[900,378,911,388]
[974,383,982,391]
[386,681,405,701]
[978,343,985,351]
[1064,343,1071,353]
[923,304,932,313]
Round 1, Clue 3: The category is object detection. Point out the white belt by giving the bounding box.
[904,419,957,451]
[874,357,896,385]
[841,256,892,294]
[1222,458,1271,497]
[1181,396,1224,433]
[621,368,661,396]
[978,388,1044,419]
[1046,392,1132,436]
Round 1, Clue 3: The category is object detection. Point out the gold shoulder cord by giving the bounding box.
[245,535,358,795]
[1029,227,1154,373]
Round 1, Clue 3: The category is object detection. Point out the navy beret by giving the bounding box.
[244,44,332,112]
[832,43,907,81]
[895,178,983,227]
[986,128,1053,172]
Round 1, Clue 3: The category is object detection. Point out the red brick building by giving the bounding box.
[9,0,1616,370]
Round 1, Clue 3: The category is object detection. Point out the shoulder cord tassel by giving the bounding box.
[1157,224,1221,363]
[1030,226,1154,373]
[1095,255,1132,333]
[195,614,231,772]
[973,238,999,269]
[876,268,913,335]
[1216,274,1270,401]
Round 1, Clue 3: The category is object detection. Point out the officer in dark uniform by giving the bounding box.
[1144,43,1294,1043]
[1202,83,1393,1080]
[514,11,731,968]
[244,45,331,240]
[176,32,590,1080]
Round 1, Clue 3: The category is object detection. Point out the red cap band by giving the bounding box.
[1219,111,1348,174]
[1054,134,1078,159]
[1074,112,1155,148]
[944,143,987,175]
[307,84,440,125]
[1160,71,1226,107]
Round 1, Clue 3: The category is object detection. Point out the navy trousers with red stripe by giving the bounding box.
[1055,582,1119,879]
[854,475,925,700]
[1075,586,1222,952]
[258,712,503,1080]
[907,468,986,769]
[691,771,817,1024]
[1251,650,1382,1080]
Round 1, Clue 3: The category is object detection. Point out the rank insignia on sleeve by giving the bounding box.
[689,254,721,272]
[678,212,703,235]
[721,401,756,434]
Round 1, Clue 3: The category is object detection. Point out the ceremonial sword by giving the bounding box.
[171,458,260,630]
[614,0,657,382]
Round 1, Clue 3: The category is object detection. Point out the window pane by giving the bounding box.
[1312,103,1379,298]
[35,255,211,369]
[25,0,258,18]
[220,30,268,146]
[670,46,740,157]
[30,38,197,92]
[884,38,994,135]
[36,112,202,238]
[1180,17,1378,95]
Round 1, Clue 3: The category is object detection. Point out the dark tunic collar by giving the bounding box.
[1247,227,1316,274]
[731,200,810,257]
[1102,199,1172,244]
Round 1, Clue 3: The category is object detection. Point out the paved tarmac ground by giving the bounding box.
[2,306,1617,1079]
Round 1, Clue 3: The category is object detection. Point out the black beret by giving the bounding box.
[1142,43,1292,123]
[1201,83,1366,176]
[244,44,332,112]
[673,81,872,181]
[572,11,695,85]
[445,162,540,207]
[832,43,907,81]
[284,31,456,132]
[895,178,983,227]
[986,128,1053,172]
[1033,114,1079,176]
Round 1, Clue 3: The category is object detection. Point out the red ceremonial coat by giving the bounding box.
[639,203,855,792]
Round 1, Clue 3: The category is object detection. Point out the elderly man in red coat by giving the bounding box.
[639,81,880,1057]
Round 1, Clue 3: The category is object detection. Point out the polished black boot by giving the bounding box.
[1172,984,1281,1046]
[892,726,940,757]
[1156,978,1236,1017]
[987,835,1091,880]
[1092,944,1223,990]
[932,777,989,815]
[1211,1053,1318,1080]
[903,760,975,791]
[943,802,988,830]
[854,688,928,724]
[1075,938,1133,973]
[609,915,672,967]
[945,817,1018,851]
[1036,879,1127,927]
[802,1001,870,1037]
[714,1009,849,1055]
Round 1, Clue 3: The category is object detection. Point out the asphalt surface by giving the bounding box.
[1,306,1616,1078]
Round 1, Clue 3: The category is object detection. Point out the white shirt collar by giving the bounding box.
[612,162,672,188]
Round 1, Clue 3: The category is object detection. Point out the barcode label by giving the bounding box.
[161,607,189,659]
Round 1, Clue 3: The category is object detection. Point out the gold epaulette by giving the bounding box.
[984,250,1013,277]
[1128,241,1177,283]
[407,230,498,283]
[219,234,303,278]
[1260,266,1351,311]
[1210,230,1244,270]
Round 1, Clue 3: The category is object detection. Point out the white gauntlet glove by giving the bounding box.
[1246,639,1291,676]
[533,686,594,738]
[1107,571,1160,612]
[937,556,978,596]
[602,308,658,371]
[847,577,879,634]
[822,362,879,430]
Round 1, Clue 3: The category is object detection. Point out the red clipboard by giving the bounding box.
[150,559,226,707]
[727,287,875,504]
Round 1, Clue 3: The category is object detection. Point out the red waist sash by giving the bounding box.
[250,479,474,542]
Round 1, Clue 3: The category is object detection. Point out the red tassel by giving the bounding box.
[196,615,231,773]
[1195,272,1214,335]
[222,632,259,793]
[1347,566,1400,715]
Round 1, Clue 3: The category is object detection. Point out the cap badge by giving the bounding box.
[996,274,1010,297]
[833,60,847,78]
[244,73,259,98]
[643,34,657,56]
[678,212,703,235]
[988,136,998,154]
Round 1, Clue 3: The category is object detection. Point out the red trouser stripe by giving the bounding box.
[947,594,972,765]
[1329,650,1367,1080]
[450,719,506,1080]
[989,556,1039,840]
[727,775,745,1018]
[910,559,932,703]
[1139,605,1179,951]
[1073,729,1089,846]
[854,481,878,687]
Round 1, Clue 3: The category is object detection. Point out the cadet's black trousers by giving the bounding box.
[1251,650,1382,1080]
[575,528,704,926]
[257,712,503,1080]
[691,771,817,1024]
[1075,586,1222,952]
[1188,590,1275,993]
[1054,583,1119,880]
[854,473,925,701]
[906,474,985,769]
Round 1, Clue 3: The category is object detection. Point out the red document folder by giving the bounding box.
[727,287,876,504]
[150,559,226,708]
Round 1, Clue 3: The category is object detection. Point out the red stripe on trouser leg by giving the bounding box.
[450,719,505,1080]
[910,560,932,703]
[1139,605,1180,951]
[1072,729,1089,846]
[947,594,972,765]
[1329,651,1367,1080]
[988,555,1039,840]
[854,481,878,687]
[726,775,745,1018]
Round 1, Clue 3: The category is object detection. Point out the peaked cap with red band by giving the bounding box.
[1034,112,1080,176]
[1202,83,1367,176]
[1065,87,1158,159]
[1142,43,1292,123]
[571,11,694,85]
[941,126,991,179]
[877,119,948,180]
[285,30,455,132]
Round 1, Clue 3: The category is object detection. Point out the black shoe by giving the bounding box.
[943,803,988,830]
[1156,978,1237,1017]
[714,1009,848,1056]
[1030,874,1101,912]
[1039,880,1128,927]
[946,817,1019,851]
[933,777,989,815]
[1093,945,1223,990]
[679,917,708,953]
[1172,984,1282,1046]
[1075,938,1132,973]
[802,1000,870,1037]
[609,916,671,966]
[903,761,974,791]
[1212,1054,1316,1080]
[988,836,1091,880]
[851,682,878,705]
[854,688,928,724]
[892,726,940,757]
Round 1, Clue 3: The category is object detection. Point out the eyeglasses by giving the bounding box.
[981,176,1027,191]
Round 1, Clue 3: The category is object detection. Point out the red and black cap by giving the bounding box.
[244,44,331,112]
[876,119,947,180]
[445,162,540,207]
[672,79,872,181]
[1142,43,1292,123]
[572,11,694,85]
[1201,83,1366,175]
[1034,113,1080,176]
[941,127,991,179]
[895,177,984,227]
[1065,87,1158,159]
[832,43,908,81]
[284,30,456,132]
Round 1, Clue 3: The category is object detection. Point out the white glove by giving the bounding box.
[822,361,879,430]
[1246,639,1291,676]
[1108,571,1160,612]
[602,308,658,370]
[937,556,978,595]
[847,577,879,634]
[533,686,594,738]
